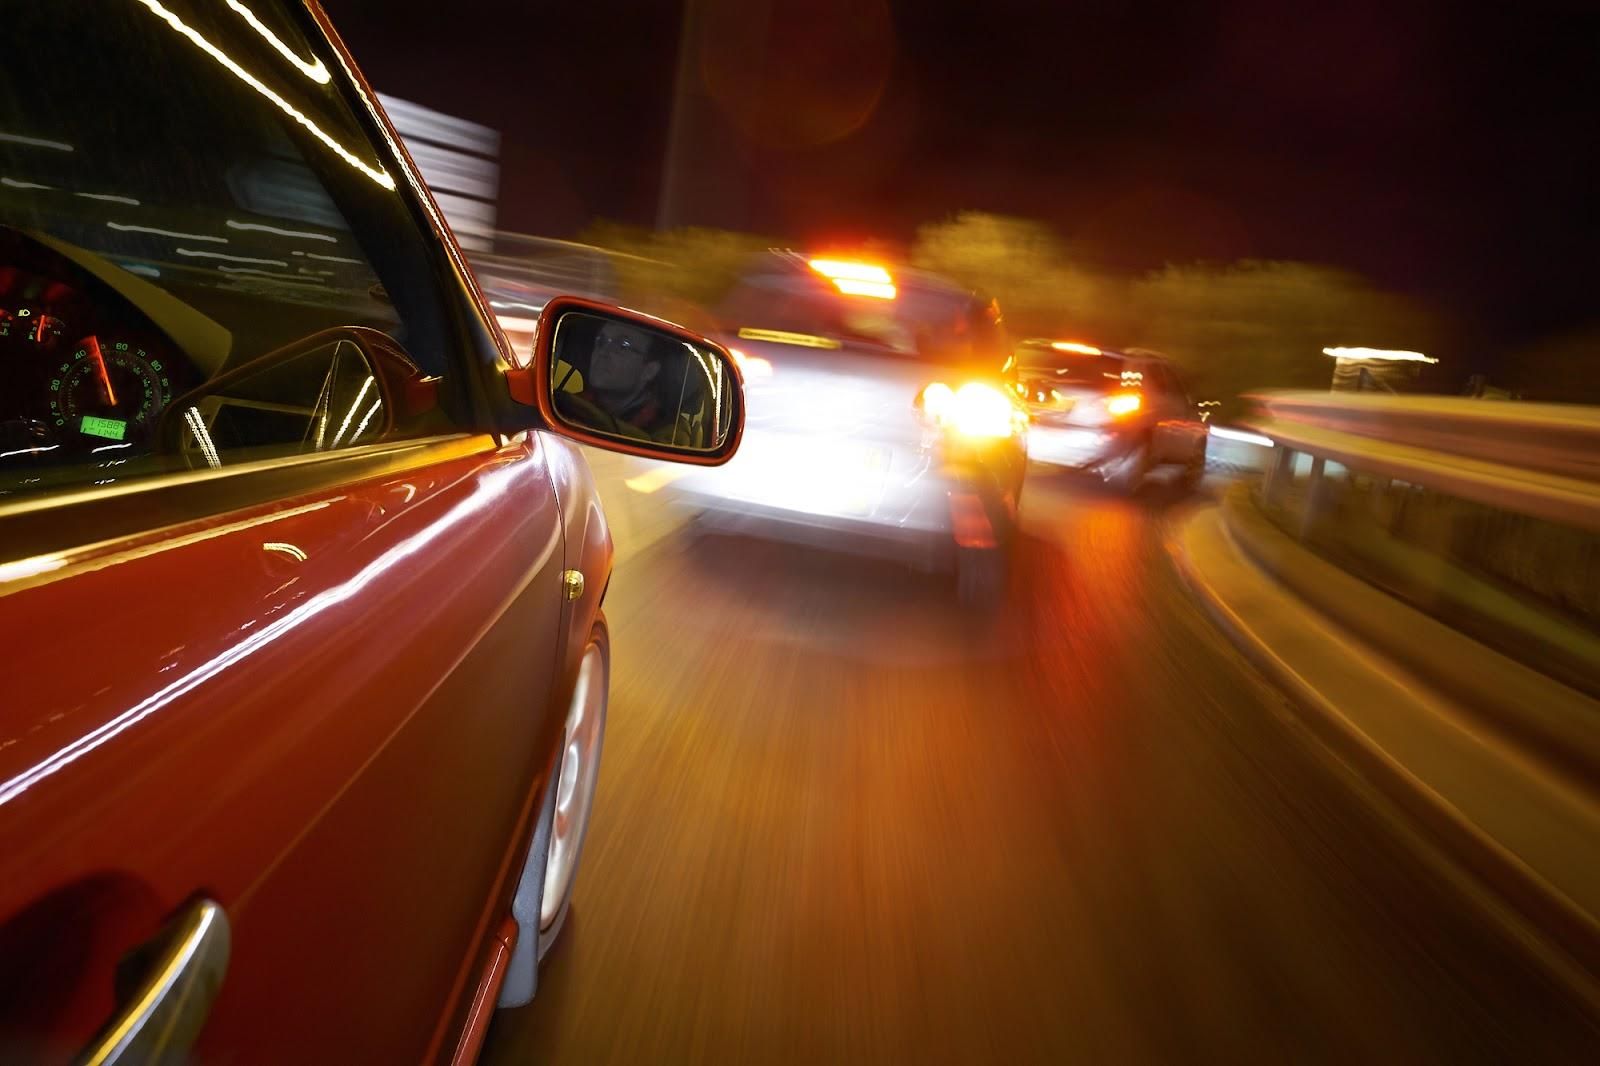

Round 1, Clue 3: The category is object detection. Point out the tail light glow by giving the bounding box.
[920,381,1024,439]
[1104,392,1142,417]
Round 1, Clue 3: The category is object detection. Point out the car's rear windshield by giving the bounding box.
[1014,350,1128,388]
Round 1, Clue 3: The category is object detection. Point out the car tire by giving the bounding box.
[538,620,609,960]
[1107,442,1150,495]
[956,546,1006,607]
[498,617,609,1008]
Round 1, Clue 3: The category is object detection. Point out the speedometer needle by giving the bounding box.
[85,335,117,406]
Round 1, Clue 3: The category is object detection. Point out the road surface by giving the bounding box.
[485,470,1597,1064]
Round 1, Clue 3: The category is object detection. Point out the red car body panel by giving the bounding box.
[0,433,579,1061]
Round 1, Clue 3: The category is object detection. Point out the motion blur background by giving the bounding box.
[336,0,1599,409]
[334,1,1599,1061]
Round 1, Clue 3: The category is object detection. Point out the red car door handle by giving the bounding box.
[80,899,231,1065]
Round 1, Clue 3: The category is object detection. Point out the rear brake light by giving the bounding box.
[920,381,956,421]
[1104,392,1142,417]
[918,381,1022,439]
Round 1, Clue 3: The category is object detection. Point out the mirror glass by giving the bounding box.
[548,312,736,453]
[174,337,384,468]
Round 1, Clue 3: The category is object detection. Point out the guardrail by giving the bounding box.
[1217,390,1600,989]
[1245,391,1600,534]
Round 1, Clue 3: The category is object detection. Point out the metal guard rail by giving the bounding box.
[1243,391,1600,533]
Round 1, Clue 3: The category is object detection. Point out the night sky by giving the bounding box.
[328,0,1600,348]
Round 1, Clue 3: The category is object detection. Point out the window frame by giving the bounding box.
[0,1,521,557]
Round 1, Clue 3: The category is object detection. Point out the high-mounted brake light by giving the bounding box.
[831,278,897,299]
[1050,341,1101,355]
[808,259,891,283]
[808,258,897,300]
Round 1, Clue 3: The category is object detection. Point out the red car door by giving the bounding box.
[0,3,566,1060]
[0,433,564,1062]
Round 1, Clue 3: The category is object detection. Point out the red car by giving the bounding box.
[0,3,742,1062]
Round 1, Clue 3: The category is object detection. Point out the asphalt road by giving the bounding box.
[484,471,1598,1064]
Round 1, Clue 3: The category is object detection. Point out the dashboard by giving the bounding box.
[0,228,202,470]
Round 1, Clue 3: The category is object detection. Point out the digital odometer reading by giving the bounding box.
[79,415,128,441]
[49,335,172,442]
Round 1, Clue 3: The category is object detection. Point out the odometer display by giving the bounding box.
[79,414,128,440]
[49,336,172,441]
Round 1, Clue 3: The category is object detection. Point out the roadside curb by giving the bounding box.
[1229,484,1600,791]
[1167,502,1600,1004]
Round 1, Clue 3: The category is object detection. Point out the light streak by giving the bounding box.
[0,132,73,151]
[226,219,338,242]
[1208,426,1276,447]
[109,221,227,243]
[330,376,375,449]
[1322,346,1437,364]
[176,248,287,266]
[225,0,331,83]
[183,407,222,468]
[131,0,394,189]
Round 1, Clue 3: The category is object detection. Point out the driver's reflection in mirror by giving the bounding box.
[555,321,691,445]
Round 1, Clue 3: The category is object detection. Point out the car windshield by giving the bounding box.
[0,0,457,497]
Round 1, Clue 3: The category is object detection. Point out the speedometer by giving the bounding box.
[48,335,173,442]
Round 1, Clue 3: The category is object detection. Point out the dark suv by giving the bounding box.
[1015,341,1208,493]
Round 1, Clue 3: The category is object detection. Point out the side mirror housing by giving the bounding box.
[507,296,744,465]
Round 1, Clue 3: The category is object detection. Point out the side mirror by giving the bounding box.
[159,326,439,468]
[507,296,744,464]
